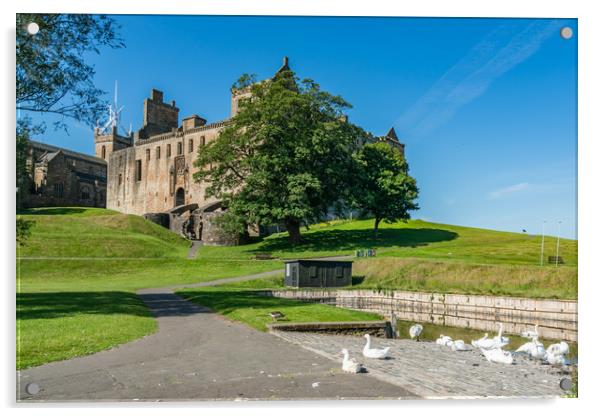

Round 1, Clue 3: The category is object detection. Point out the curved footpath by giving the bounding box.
[17,266,414,402]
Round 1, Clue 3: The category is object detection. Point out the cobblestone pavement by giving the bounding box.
[271,332,571,398]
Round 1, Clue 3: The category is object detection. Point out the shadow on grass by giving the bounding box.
[18,207,90,216]
[17,291,151,319]
[248,228,458,253]
[352,276,365,286]
[178,290,306,315]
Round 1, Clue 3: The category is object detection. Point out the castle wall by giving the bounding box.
[106,123,224,215]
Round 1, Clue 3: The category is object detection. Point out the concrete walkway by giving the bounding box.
[272,332,570,398]
[17,268,413,402]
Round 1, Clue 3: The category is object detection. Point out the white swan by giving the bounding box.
[493,323,510,344]
[409,324,423,341]
[481,348,514,364]
[341,349,364,373]
[546,352,569,366]
[472,332,508,350]
[450,339,472,351]
[436,335,452,346]
[362,334,391,359]
[521,324,539,339]
[516,336,546,360]
[546,341,569,357]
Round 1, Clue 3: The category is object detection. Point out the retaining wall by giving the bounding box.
[257,289,577,342]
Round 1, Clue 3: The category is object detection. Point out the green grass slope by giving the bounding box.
[18,207,190,258]
[197,218,577,267]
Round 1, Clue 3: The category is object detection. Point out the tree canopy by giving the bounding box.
[352,142,419,237]
[193,69,362,244]
[16,14,124,129]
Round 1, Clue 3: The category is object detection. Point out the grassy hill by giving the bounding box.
[16,207,577,368]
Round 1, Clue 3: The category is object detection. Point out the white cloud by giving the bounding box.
[488,182,530,200]
[396,20,563,138]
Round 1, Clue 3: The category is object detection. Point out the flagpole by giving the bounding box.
[540,221,546,266]
[555,221,562,267]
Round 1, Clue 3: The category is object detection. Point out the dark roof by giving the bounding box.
[385,127,399,141]
[29,140,106,166]
[75,171,107,183]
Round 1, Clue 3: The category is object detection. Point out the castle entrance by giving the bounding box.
[175,187,185,207]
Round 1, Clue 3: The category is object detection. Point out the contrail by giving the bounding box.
[396,19,564,139]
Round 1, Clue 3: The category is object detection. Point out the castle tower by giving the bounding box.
[136,89,180,139]
[94,126,133,160]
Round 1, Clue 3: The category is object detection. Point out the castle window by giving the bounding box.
[119,155,123,166]
[201,136,206,146]
[101,145,106,159]
[118,173,122,186]
[167,144,171,157]
[177,142,183,155]
[53,183,63,198]
[146,148,150,161]
[188,139,194,153]
[156,146,161,159]
[135,160,142,181]
[80,185,90,200]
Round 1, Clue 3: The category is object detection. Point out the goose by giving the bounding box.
[436,335,453,346]
[481,348,514,364]
[362,334,391,359]
[341,349,364,373]
[546,341,569,357]
[409,324,423,341]
[493,323,510,344]
[521,324,539,339]
[450,339,472,351]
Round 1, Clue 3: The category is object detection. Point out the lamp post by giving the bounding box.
[540,221,546,266]
[556,221,562,267]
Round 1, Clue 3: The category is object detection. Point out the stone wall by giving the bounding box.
[267,321,394,338]
[22,141,107,209]
[258,289,578,342]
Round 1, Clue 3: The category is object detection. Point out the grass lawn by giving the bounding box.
[352,257,577,299]
[17,207,578,368]
[177,275,382,332]
[197,218,577,267]
[17,291,156,369]
[16,207,283,369]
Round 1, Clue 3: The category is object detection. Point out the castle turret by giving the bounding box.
[94,126,133,160]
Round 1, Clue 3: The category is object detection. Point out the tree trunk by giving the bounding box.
[285,218,302,245]
[374,217,381,238]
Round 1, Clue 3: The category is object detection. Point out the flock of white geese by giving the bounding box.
[341,323,571,373]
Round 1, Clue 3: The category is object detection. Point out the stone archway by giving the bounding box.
[175,187,185,207]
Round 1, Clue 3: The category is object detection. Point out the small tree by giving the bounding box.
[193,68,360,244]
[352,142,419,237]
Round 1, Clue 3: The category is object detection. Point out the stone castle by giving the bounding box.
[94,58,405,244]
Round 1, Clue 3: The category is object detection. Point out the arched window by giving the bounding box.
[175,187,185,207]
[101,145,106,159]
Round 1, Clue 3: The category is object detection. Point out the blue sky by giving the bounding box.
[23,15,577,239]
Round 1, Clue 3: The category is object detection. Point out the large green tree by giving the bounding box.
[16,14,123,243]
[193,69,361,244]
[352,142,419,237]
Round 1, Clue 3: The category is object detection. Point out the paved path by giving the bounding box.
[186,241,203,259]
[17,267,413,402]
[271,332,570,398]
